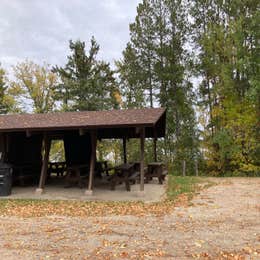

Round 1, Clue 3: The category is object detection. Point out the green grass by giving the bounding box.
[167,176,201,200]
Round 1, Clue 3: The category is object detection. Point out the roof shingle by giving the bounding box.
[0,108,166,132]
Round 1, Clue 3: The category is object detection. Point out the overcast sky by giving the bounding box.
[0,0,141,71]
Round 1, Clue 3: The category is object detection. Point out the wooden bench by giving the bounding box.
[64,164,89,188]
[160,169,168,183]
[95,161,111,178]
[146,162,168,184]
[64,162,111,188]
[109,163,138,191]
[126,162,148,184]
[13,164,40,186]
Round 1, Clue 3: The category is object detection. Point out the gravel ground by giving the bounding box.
[0,178,259,259]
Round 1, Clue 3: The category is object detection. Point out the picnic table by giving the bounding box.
[64,161,111,188]
[146,162,167,184]
[48,162,66,177]
[64,164,89,188]
[109,163,139,191]
[95,161,110,177]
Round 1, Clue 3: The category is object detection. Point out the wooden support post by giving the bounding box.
[85,130,97,195]
[182,160,186,177]
[0,133,4,162]
[4,134,9,162]
[26,130,31,138]
[79,129,85,136]
[153,138,157,162]
[36,134,51,194]
[139,127,145,194]
[123,137,127,164]
[153,128,157,162]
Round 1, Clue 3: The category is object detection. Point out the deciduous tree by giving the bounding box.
[10,60,57,113]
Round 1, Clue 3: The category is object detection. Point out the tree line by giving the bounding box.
[0,0,259,176]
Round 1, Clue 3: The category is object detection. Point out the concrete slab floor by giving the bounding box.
[0,178,167,203]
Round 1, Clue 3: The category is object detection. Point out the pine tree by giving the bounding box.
[53,37,119,111]
[129,0,157,107]
[118,0,199,174]
[115,43,145,108]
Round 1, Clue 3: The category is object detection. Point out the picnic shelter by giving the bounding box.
[0,107,166,195]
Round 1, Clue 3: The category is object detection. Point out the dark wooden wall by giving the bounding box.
[6,133,43,181]
[64,132,91,168]
[7,133,43,165]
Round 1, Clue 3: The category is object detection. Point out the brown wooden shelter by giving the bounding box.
[0,108,166,194]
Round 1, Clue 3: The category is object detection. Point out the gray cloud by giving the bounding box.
[0,0,140,70]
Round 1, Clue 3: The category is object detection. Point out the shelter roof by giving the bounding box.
[0,108,166,138]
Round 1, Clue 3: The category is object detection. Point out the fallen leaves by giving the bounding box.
[192,248,260,259]
[43,227,61,233]
[0,179,258,259]
[0,194,190,218]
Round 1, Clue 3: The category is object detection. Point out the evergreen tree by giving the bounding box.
[117,0,199,174]
[53,37,119,111]
[129,0,157,107]
[115,43,145,108]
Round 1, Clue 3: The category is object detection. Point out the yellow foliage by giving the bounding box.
[113,90,122,105]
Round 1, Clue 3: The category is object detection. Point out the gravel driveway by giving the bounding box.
[0,178,259,259]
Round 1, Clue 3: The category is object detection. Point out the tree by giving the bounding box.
[191,0,260,175]
[0,65,8,114]
[10,60,58,113]
[53,37,119,111]
[0,64,18,114]
[129,0,157,107]
[117,0,199,174]
[115,43,145,108]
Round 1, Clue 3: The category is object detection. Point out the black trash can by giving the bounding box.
[0,163,13,196]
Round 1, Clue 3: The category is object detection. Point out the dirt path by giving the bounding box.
[0,178,259,259]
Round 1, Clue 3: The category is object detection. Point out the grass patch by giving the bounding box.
[167,176,202,201]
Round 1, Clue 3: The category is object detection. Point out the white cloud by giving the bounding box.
[0,0,141,71]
